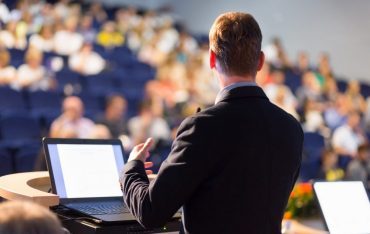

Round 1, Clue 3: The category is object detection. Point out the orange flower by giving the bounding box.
[300,183,312,193]
[283,211,292,220]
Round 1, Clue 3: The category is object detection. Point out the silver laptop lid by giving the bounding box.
[43,138,125,200]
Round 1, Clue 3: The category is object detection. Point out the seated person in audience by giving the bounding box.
[332,110,366,167]
[273,85,299,120]
[262,37,291,69]
[50,96,95,138]
[317,52,334,81]
[0,20,27,49]
[78,14,97,43]
[324,94,349,131]
[29,24,55,52]
[96,21,124,48]
[146,54,189,108]
[346,144,370,190]
[294,51,311,75]
[96,94,128,138]
[53,16,83,55]
[87,2,108,29]
[0,200,66,234]
[344,80,366,114]
[322,77,339,103]
[0,0,9,23]
[13,48,53,91]
[128,100,171,146]
[264,69,297,110]
[0,49,16,86]
[302,98,329,136]
[89,124,112,139]
[317,147,344,181]
[68,42,105,75]
[296,71,324,110]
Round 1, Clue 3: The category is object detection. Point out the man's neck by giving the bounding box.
[218,73,255,89]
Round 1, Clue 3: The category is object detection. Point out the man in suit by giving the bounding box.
[120,12,303,233]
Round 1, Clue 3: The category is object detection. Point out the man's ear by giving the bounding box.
[256,51,265,71]
[209,49,216,69]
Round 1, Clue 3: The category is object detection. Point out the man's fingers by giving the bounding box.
[145,170,153,175]
[138,138,154,155]
[144,161,153,168]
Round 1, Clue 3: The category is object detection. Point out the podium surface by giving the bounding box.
[0,171,59,207]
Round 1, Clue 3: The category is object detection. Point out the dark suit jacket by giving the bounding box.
[121,86,303,234]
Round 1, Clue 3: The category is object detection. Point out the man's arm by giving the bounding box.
[120,116,216,228]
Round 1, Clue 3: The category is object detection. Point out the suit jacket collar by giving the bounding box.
[216,85,269,104]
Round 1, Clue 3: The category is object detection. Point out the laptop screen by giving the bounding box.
[45,139,125,199]
[313,181,370,234]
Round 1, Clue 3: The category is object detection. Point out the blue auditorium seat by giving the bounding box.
[0,147,13,176]
[300,132,325,181]
[0,114,41,148]
[336,80,348,93]
[28,90,62,131]
[8,48,25,68]
[360,82,370,99]
[82,73,118,96]
[284,70,302,95]
[78,93,105,120]
[109,46,136,67]
[55,69,82,94]
[14,144,41,172]
[28,90,62,115]
[0,87,27,116]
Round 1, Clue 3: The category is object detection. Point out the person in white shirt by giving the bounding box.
[0,49,16,86]
[0,0,10,23]
[50,96,95,138]
[53,16,83,55]
[68,42,105,75]
[332,111,366,158]
[29,24,55,52]
[13,48,51,91]
[0,20,27,49]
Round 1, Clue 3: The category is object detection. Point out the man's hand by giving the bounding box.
[128,138,154,175]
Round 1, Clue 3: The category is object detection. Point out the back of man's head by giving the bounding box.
[0,201,64,234]
[209,12,262,77]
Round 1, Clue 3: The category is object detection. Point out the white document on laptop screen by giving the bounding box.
[314,182,370,234]
[57,144,122,198]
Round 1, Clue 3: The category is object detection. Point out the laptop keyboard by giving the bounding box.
[69,202,130,215]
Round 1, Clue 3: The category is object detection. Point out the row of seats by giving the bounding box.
[55,67,154,98]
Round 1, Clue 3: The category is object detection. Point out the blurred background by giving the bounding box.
[0,0,369,193]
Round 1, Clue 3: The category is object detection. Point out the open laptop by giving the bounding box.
[313,181,370,234]
[43,138,136,223]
